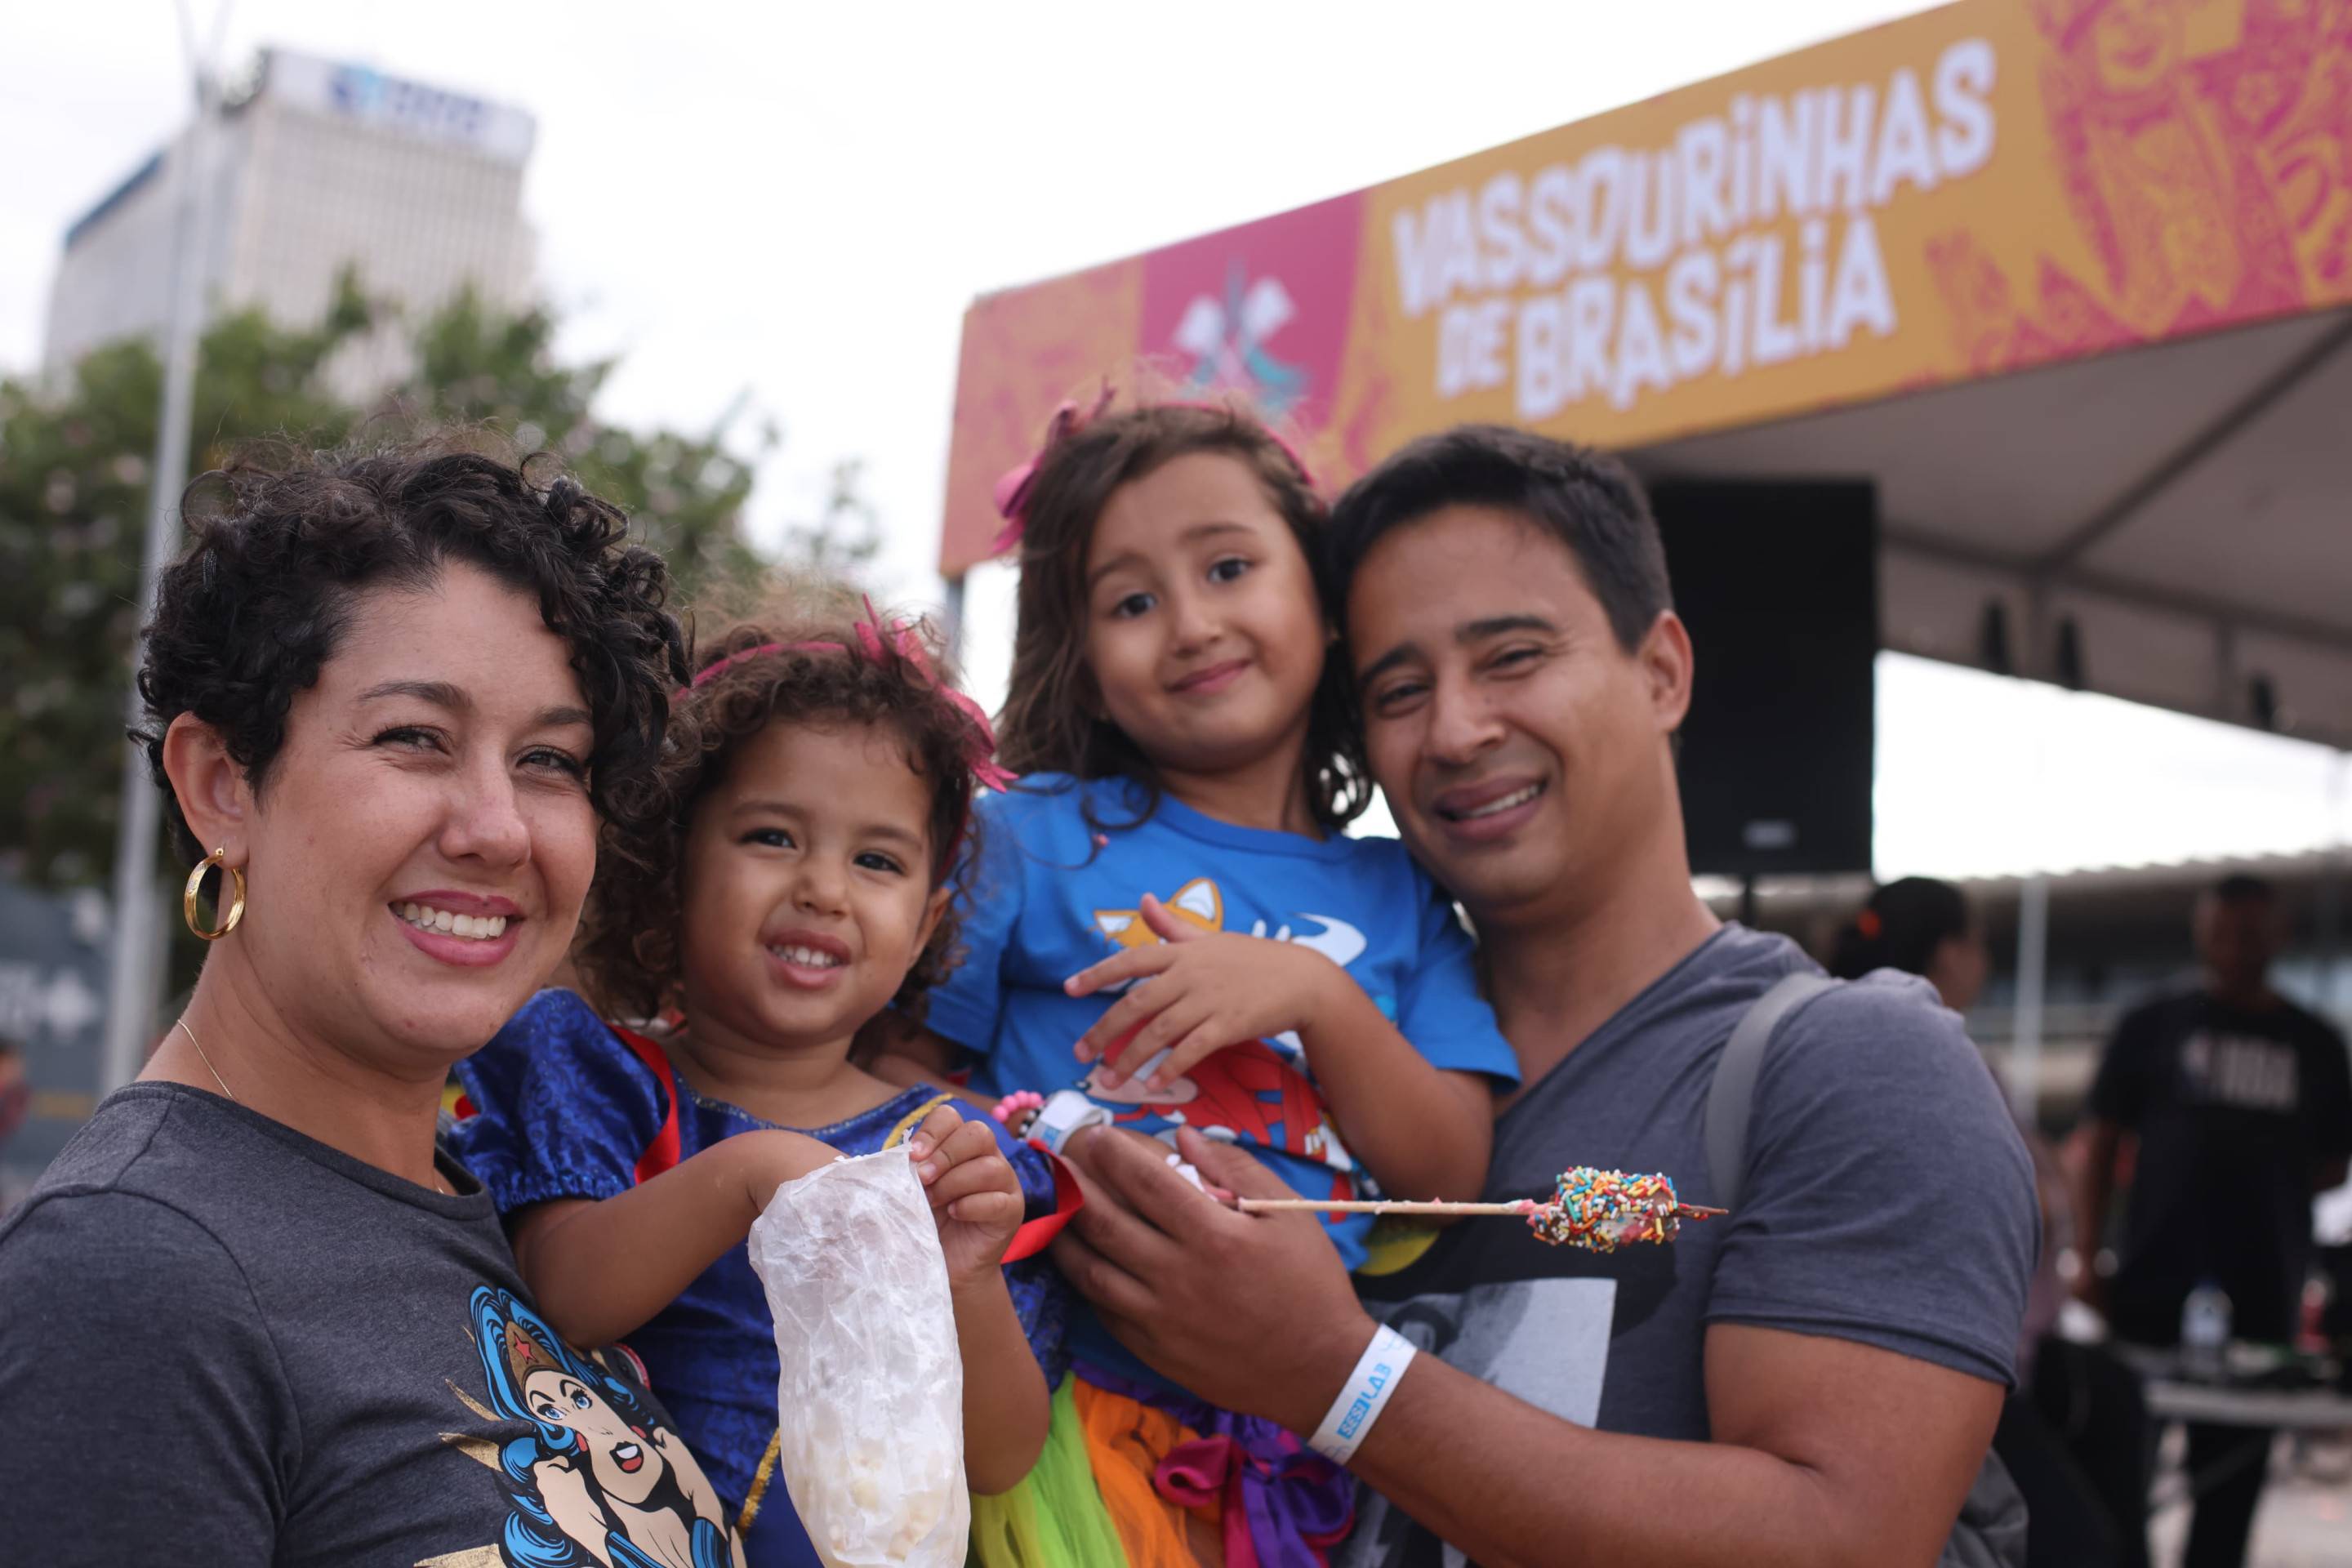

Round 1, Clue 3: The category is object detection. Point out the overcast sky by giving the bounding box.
[7,0,2347,885]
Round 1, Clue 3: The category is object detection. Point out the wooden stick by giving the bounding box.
[1236,1196,1727,1220]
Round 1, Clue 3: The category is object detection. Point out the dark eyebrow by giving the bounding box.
[1459,613,1560,643]
[1085,520,1259,590]
[1356,643,1423,687]
[728,800,927,853]
[1086,553,1143,592]
[360,679,469,710]
[1356,614,1562,687]
[361,680,590,734]
[861,823,929,855]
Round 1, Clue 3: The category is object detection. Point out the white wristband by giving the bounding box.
[1028,1089,1111,1155]
[1307,1325,1418,1466]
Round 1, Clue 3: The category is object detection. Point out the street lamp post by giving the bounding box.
[97,52,222,1093]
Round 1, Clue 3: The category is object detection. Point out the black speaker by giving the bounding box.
[1647,480,1877,878]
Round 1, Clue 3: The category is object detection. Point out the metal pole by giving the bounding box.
[942,572,969,666]
[2012,874,2049,1127]
[99,62,220,1093]
[2324,750,2349,1024]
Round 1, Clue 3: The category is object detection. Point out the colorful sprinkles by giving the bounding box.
[1517,1168,1691,1253]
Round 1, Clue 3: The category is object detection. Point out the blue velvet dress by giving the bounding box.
[451,988,1068,1568]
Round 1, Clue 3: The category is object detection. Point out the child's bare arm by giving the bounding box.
[906,1103,1049,1491]
[950,1272,1050,1492]
[1296,999,1496,1203]
[510,1129,836,1349]
[1067,895,1494,1201]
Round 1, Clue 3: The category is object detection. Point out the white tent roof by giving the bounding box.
[1633,305,2352,747]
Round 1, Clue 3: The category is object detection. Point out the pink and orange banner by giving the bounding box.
[941,0,2352,575]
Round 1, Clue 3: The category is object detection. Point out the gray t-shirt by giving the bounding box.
[1343,924,2036,1566]
[0,1083,745,1566]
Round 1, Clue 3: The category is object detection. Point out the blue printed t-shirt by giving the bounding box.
[450,988,1068,1568]
[931,773,1518,1276]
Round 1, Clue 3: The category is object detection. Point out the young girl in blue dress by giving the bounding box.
[452,598,1062,1568]
[871,396,1520,1566]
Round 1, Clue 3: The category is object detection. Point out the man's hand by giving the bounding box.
[1052,1125,1375,1432]
[1064,894,1343,1090]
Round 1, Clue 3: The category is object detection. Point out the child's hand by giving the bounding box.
[1065,893,1342,1091]
[907,1102,1025,1291]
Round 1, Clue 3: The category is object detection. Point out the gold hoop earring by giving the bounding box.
[184,848,247,941]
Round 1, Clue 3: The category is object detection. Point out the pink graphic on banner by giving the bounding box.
[1139,193,1363,430]
[1935,0,2352,371]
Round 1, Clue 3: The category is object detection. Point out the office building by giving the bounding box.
[44,48,537,398]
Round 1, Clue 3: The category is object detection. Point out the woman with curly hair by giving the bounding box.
[448,594,1058,1568]
[0,439,745,1567]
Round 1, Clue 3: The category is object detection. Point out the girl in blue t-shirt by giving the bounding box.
[451,600,1063,1568]
[872,395,1519,1566]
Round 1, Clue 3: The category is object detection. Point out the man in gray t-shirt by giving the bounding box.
[1343,927,2027,1563]
[1053,426,2038,1568]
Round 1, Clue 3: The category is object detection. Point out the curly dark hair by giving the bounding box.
[134,435,690,863]
[996,397,1369,835]
[577,593,986,1022]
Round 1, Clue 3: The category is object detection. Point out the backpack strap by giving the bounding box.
[1699,969,2028,1568]
[612,1024,685,1185]
[1704,973,1836,1209]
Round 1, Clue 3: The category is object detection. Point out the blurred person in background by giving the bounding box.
[2073,873,2352,1568]
[1833,877,2146,1568]
[1827,875,1989,1016]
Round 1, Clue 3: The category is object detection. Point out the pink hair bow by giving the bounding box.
[678,601,1013,795]
[685,640,794,692]
[991,385,1116,557]
[987,387,1316,559]
[850,597,1017,791]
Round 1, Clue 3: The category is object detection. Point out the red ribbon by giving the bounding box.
[614,1023,685,1184]
[1000,1147,1085,1263]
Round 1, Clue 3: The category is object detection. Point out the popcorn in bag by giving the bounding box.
[746,1149,969,1566]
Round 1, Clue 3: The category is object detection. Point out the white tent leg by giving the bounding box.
[2013,875,2049,1127]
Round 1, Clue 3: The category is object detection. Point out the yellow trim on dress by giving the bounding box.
[737,1426,786,1535]
[884,1092,960,1150]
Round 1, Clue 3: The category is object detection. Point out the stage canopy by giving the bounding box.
[941,0,2352,745]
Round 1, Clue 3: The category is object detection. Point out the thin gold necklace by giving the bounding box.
[176,1016,237,1102]
[174,1016,452,1196]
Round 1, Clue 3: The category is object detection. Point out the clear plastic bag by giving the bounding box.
[746,1148,969,1566]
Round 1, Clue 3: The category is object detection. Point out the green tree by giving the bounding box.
[0,277,860,892]
[387,288,800,603]
[0,292,361,889]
